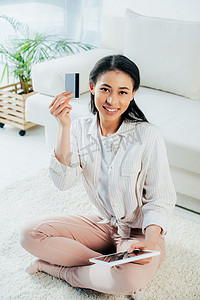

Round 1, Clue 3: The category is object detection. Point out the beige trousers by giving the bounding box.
[20,214,166,296]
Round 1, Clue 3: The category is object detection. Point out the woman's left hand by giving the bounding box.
[128,241,156,265]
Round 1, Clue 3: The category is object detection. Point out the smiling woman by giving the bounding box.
[90,70,136,136]
[20,54,177,299]
[89,55,148,136]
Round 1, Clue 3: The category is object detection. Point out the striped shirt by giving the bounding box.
[49,114,177,238]
[97,121,121,216]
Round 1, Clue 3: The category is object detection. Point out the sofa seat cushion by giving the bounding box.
[136,87,200,174]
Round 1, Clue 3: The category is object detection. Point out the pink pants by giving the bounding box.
[20,214,165,296]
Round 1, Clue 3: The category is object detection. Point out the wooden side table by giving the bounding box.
[0,82,37,135]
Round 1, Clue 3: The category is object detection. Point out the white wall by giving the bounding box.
[103,0,200,21]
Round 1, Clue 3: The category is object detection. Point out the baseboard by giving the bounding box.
[176,193,200,214]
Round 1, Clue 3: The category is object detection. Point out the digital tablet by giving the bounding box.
[89,249,160,267]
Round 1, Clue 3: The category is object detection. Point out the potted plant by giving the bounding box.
[0,15,94,135]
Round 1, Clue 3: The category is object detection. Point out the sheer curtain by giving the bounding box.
[64,0,103,46]
[0,0,102,85]
[0,0,102,46]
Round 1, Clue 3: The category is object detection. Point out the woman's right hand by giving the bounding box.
[49,91,73,127]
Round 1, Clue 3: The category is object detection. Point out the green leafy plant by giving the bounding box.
[0,15,95,94]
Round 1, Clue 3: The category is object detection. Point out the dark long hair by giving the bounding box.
[89,55,148,123]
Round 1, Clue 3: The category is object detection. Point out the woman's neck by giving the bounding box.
[98,114,121,137]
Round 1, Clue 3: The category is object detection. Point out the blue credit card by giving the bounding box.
[65,73,80,98]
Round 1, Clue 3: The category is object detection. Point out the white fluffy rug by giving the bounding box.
[1,169,200,300]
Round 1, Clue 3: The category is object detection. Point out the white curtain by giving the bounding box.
[0,0,103,46]
[0,0,102,86]
[64,0,103,46]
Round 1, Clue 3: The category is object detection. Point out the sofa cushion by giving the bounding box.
[135,87,200,174]
[31,48,120,97]
[124,9,200,101]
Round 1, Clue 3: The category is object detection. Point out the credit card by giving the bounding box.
[65,73,80,98]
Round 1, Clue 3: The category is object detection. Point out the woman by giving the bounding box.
[20,55,177,299]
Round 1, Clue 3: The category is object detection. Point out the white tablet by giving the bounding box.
[89,249,160,267]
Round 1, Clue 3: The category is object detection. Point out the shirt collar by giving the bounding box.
[87,114,136,137]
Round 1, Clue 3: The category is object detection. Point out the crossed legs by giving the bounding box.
[20,214,165,296]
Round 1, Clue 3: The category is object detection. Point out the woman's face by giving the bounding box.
[90,70,136,125]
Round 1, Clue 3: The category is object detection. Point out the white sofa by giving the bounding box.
[25,5,200,214]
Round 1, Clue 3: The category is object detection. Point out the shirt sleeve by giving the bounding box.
[141,130,177,237]
[48,120,83,191]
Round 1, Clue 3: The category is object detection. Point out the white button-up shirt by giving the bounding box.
[49,114,177,238]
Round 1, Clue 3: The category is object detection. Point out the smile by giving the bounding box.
[103,106,120,114]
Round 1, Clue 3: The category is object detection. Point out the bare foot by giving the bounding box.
[25,258,41,274]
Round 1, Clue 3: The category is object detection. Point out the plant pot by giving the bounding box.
[0,82,37,135]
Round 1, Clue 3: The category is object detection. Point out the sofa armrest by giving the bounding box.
[31,48,121,97]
